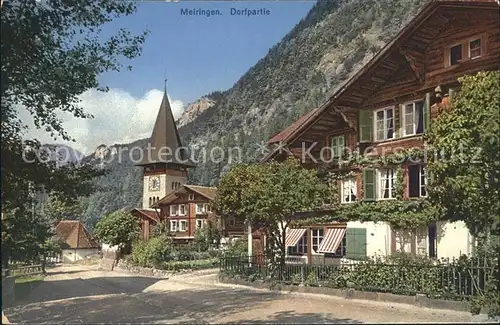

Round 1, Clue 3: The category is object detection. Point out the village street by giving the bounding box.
[3,265,489,324]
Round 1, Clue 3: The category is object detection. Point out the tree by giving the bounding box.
[427,71,500,238]
[194,223,223,251]
[93,210,140,252]
[1,0,147,263]
[1,0,147,208]
[214,158,331,272]
[42,195,83,222]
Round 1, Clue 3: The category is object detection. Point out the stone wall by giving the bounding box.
[114,259,190,278]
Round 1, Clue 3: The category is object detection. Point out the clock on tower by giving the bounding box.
[149,176,160,191]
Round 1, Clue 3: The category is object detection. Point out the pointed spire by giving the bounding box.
[135,81,195,168]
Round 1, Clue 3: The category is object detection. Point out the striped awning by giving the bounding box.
[317,228,346,253]
[285,228,306,247]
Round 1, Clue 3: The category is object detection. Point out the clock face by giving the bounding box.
[149,176,160,191]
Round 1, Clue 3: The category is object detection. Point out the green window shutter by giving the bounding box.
[346,228,367,260]
[423,92,431,133]
[362,169,376,201]
[359,110,373,142]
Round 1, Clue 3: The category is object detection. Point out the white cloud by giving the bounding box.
[19,88,185,155]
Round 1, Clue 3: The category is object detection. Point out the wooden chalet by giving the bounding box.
[151,184,246,244]
[261,0,499,263]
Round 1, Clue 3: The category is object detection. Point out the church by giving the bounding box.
[130,86,245,243]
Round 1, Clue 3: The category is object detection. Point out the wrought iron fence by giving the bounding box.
[220,255,498,300]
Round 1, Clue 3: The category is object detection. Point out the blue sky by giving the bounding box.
[25,1,317,153]
[99,1,316,104]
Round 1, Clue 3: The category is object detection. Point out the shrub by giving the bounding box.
[130,235,172,267]
[94,210,140,252]
[225,237,248,256]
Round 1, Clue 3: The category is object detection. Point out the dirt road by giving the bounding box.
[3,265,491,323]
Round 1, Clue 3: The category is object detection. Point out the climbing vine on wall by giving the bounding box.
[303,148,440,230]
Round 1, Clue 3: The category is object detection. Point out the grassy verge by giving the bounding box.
[14,275,44,302]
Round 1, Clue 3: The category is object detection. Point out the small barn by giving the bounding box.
[55,220,101,263]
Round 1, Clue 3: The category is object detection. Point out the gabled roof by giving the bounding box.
[267,108,320,144]
[55,220,99,249]
[151,184,217,208]
[265,0,498,146]
[135,89,195,168]
[130,208,160,223]
[184,185,217,200]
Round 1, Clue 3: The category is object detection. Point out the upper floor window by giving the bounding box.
[179,204,186,216]
[170,205,178,216]
[469,38,481,59]
[331,135,346,158]
[196,203,204,214]
[196,219,206,229]
[408,165,427,198]
[170,220,178,232]
[179,220,188,232]
[378,168,396,200]
[204,203,212,213]
[450,43,463,66]
[404,101,424,136]
[341,178,357,203]
[188,194,195,201]
[447,35,484,67]
[374,107,394,141]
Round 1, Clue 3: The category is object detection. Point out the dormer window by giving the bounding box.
[469,38,481,59]
[450,44,463,66]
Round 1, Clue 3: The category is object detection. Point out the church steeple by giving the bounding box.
[137,81,195,209]
[135,85,194,168]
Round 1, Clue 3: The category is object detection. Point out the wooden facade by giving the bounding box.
[151,185,246,244]
[262,0,499,261]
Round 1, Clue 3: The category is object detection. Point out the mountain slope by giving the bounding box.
[181,0,426,185]
[79,0,428,228]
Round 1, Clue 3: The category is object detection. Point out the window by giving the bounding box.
[196,219,206,229]
[341,178,357,203]
[196,203,204,214]
[469,38,481,59]
[170,220,178,232]
[378,169,396,199]
[204,203,212,213]
[179,220,188,232]
[450,44,463,66]
[228,218,235,227]
[331,135,345,158]
[149,197,152,206]
[408,165,427,198]
[404,101,424,136]
[331,235,347,258]
[311,228,324,253]
[169,205,178,216]
[288,231,308,255]
[374,107,394,141]
[188,194,195,201]
[179,204,186,216]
